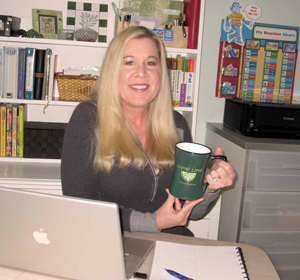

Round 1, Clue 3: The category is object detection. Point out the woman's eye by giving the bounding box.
[125,61,133,65]
[147,61,155,66]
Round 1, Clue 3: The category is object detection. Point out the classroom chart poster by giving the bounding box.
[216,3,299,103]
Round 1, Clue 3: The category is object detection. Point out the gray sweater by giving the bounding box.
[61,101,219,236]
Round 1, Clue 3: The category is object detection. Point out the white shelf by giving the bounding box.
[0,98,194,111]
[0,36,198,54]
[0,157,61,164]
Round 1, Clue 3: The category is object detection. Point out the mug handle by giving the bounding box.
[211,155,227,162]
[202,155,228,193]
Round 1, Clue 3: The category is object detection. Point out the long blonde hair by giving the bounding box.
[90,26,179,173]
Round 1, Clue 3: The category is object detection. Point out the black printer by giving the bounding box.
[223,98,300,139]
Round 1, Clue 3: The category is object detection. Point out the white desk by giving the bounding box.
[0,231,279,280]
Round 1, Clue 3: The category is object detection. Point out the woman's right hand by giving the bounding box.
[156,188,204,230]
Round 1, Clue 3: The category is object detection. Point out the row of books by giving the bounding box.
[0,104,24,157]
[167,56,195,107]
[0,47,58,100]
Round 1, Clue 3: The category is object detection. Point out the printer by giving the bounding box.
[223,98,300,139]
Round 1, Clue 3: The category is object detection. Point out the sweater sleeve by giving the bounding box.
[61,102,150,232]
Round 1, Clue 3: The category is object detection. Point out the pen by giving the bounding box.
[165,269,193,280]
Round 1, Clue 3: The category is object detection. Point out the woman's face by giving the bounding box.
[118,37,161,112]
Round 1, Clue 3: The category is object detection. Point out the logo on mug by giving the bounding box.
[181,171,197,182]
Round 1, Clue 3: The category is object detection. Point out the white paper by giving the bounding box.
[150,241,247,280]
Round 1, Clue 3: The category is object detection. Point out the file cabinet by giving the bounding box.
[205,123,300,280]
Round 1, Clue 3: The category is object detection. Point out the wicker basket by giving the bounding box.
[55,72,98,102]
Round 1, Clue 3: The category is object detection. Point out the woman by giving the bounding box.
[61,26,236,236]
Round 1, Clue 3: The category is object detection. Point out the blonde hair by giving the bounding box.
[90,26,179,173]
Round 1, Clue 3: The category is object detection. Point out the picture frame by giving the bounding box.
[32,9,63,39]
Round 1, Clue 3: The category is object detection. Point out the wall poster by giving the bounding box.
[216,3,299,103]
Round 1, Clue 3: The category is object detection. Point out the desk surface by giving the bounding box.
[0,232,279,280]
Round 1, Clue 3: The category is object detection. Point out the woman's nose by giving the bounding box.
[136,63,147,77]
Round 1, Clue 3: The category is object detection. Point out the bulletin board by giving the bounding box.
[216,22,299,103]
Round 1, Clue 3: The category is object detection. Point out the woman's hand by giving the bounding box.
[156,188,204,230]
[205,147,236,193]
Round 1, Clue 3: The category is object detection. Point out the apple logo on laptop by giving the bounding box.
[33,228,50,245]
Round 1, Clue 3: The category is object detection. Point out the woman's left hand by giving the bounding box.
[205,147,236,193]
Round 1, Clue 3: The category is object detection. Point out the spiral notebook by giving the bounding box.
[150,241,249,280]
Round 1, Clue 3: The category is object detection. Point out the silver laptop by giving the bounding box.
[0,186,154,280]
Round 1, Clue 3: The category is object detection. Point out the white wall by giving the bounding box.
[196,0,300,145]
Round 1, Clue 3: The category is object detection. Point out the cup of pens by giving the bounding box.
[169,142,227,200]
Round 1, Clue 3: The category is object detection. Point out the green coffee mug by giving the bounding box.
[169,142,227,200]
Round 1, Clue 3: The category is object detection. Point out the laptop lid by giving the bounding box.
[0,187,154,280]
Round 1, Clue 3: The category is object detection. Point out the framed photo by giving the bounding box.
[32,9,63,39]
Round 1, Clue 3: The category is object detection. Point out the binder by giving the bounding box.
[3,47,19,99]
[34,49,46,100]
[0,48,3,98]
[17,48,26,99]
[184,0,200,49]
[24,48,36,100]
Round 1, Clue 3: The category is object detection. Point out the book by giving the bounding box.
[169,58,177,106]
[5,103,12,156]
[34,49,46,100]
[41,49,52,100]
[48,54,58,102]
[0,48,3,98]
[184,0,200,49]
[3,47,19,99]
[17,105,24,158]
[180,58,189,107]
[24,48,36,100]
[17,48,26,99]
[150,241,249,280]
[0,104,6,156]
[12,105,17,157]
[174,57,182,107]
[186,58,195,107]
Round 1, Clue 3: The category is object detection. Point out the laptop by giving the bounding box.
[0,186,154,280]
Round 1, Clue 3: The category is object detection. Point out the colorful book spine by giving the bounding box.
[186,59,195,107]
[24,48,36,100]
[175,57,182,107]
[0,48,3,98]
[5,104,12,156]
[170,58,177,106]
[17,105,24,158]
[0,104,6,156]
[3,47,19,99]
[12,105,18,157]
[180,58,188,107]
[18,48,26,99]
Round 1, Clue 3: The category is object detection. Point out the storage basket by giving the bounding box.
[55,72,98,102]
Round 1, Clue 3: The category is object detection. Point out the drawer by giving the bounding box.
[246,151,300,192]
[239,231,300,280]
[241,191,300,230]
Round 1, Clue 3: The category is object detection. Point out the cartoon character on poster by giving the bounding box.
[223,2,254,45]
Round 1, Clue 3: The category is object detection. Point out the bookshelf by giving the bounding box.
[0,0,221,240]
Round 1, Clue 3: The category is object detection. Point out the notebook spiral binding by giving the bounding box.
[235,247,250,279]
